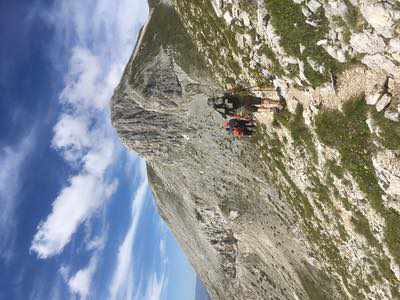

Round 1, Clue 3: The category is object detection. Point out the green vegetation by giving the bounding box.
[264,0,346,87]
[274,104,318,163]
[385,209,400,266]
[253,95,400,295]
[315,96,400,278]
[131,3,207,80]
[257,44,285,77]
[315,97,382,211]
[326,159,344,179]
[342,0,364,31]
[174,0,246,83]
[371,109,400,150]
[351,210,379,247]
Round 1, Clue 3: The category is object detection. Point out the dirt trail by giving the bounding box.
[256,66,395,124]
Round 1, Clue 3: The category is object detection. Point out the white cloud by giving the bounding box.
[60,47,105,110]
[29,1,155,299]
[31,0,149,259]
[109,160,148,300]
[68,255,98,299]
[0,132,34,261]
[51,114,91,162]
[31,174,117,258]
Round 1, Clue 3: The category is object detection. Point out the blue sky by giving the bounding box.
[0,0,205,299]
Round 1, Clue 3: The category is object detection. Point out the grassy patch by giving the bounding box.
[275,104,318,163]
[315,96,400,278]
[351,210,379,247]
[131,3,207,80]
[264,0,346,87]
[343,0,364,31]
[315,96,383,211]
[384,208,400,266]
[371,109,400,150]
[258,44,285,77]
[326,159,344,178]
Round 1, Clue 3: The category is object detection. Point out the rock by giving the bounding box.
[373,150,400,204]
[307,0,321,13]
[240,11,251,27]
[362,54,399,77]
[324,1,348,18]
[307,57,325,74]
[376,94,391,112]
[361,3,395,38]
[305,19,318,27]
[229,210,239,220]
[223,11,233,25]
[366,93,381,106]
[299,44,305,54]
[384,110,399,122]
[211,0,223,17]
[389,38,400,53]
[350,32,386,54]
[301,6,312,18]
[324,45,346,63]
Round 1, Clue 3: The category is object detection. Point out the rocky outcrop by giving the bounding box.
[112,0,400,299]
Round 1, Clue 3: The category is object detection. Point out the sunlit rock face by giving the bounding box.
[112,0,400,299]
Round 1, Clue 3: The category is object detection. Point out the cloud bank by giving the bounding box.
[31,0,148,259]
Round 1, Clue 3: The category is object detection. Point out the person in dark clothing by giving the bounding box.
[224,118,255,137]
[208,93,262,118]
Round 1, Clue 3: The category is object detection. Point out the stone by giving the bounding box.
[301,6,312,18]
[389,38,400,53]
[362,54,399,77]
[324,1,348,18]
[373,150,400,204]
[350,32,386,54]
[240,11,251,27]
[307,0,321,13]
[384,110,399,122]
[299,44,305,54]
[376,94,391,112]
[307,57,325,73]
[211,0,223,17]
[366,93,381,106]
[229,210,239,220]
[324,45,346,63]
[223,11,233,25]
[361,3,395,38]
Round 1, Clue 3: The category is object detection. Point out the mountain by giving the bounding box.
[112,0,400,299]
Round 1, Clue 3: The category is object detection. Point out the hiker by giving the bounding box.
[208,93,282,117]
[224,118,255,137]
[208,93,262,118]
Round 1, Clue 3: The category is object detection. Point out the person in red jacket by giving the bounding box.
[224,118,255,137]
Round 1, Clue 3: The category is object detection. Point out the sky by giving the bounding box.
[0,0,208,299]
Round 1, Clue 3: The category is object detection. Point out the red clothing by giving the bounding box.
[232,128,244,137]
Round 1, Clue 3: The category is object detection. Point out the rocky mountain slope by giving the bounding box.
[112,0,400,299]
